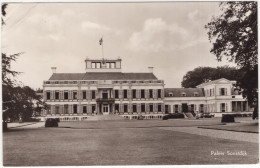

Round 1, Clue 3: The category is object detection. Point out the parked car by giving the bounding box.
[137,115,144,120]
[199,113,214,118]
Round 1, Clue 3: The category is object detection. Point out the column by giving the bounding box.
[241,101,243,112]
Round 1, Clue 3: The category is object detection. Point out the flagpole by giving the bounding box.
[102,36,104,59]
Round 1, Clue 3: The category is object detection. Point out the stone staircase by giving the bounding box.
[184,112,195,119]
[87,114,126,121]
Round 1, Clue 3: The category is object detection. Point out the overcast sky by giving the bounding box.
[2,2,236,89]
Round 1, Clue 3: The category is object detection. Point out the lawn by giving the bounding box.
[3,119,259,166]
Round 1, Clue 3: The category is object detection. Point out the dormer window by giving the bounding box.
[168,92,173,97]
[181,92,186,97]
[194,92,199,97]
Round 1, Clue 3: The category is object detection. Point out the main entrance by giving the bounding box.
[103,104,109,115]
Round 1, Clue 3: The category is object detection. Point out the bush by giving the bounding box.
[221,114,235,123]
[55,118,60,122]
[163,113,185,120]
[45,118,58,127]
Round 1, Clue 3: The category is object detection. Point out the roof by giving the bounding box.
[164,88,205,97]
[49,72,158,80]
[196,78,236,88]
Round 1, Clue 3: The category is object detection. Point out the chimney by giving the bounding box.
[51,67,57,74]
[148,67,154,73]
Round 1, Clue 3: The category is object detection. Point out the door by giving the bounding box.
[103,104,109,115]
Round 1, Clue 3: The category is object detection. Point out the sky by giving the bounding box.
[1,2,236,89]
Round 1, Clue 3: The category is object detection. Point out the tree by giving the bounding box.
[181,66,240,88]
[205,1,258,117]
[2,4,46,124]
[205,2,257,69]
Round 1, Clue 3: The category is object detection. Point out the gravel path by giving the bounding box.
[158,127,259,143]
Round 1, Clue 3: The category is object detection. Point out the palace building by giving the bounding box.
[42,58,253,121]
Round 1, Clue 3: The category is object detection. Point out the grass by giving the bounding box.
[3,118,259,166]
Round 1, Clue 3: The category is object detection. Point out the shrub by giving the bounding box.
[55,118,60,122]
[221,114,235,123]
[45,118,58,127]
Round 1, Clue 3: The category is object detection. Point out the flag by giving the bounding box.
[99,37,103,45]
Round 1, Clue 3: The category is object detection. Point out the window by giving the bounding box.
[168,92,173,97]
[158,89,161,98]
[106,62,110,68]
[83,91,87,99]
[181,92,186,97]
[92,105,96,113]
[73,91,77,99]
[92,90,96,99]
[194,92,199,97]
[165,105,169,114]
[200,104,204,113]
[175,105,178,113]
[96,62,101,68]
[64,104,68,114]
[132,90,136,99]
[115,104,119,112]
[158,104,162,112]
[124,104,128,112]
[141,90,145,98]
[123,90,128,99]
[83,105,87,113]
[133,104,137,112]
[221,88,226,95]
[141,103,145,112]
[102,90,108,99]
[149,89,153,98]
[55,105,59,114]
[46,91,51,100]
[73,104,77,113]
[64,91,68,99]
[111,62,115,68]
[150,104,153,112]
[221,103,226,112]
[210,89,212,96]
[91,62,96,68]
[115,90,119,99]
[55,91,59,100]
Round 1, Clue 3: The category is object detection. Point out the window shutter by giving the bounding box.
[50,91,54,100]
[95,90,98,99]
[219,88,221,95]
[225,88,227,95]
[154,103,158,112]
[161,89,164,99]
[119,90,122,99]
[226,103,228,112]
[145,90,148,99]
[145,103,149,112]
[137,103,141,113]
[153,89,157,99]
[127,89,131,99]
[60,104,63,114]
[168,105,171,113]
[43,91,47,101]
[220,103,222,112]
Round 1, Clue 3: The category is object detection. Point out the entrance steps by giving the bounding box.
[184,112,195,119]
[87,114,125,121]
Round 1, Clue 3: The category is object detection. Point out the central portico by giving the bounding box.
[96,88,115,115]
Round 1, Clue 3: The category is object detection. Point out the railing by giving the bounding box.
[96,98,115,102]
